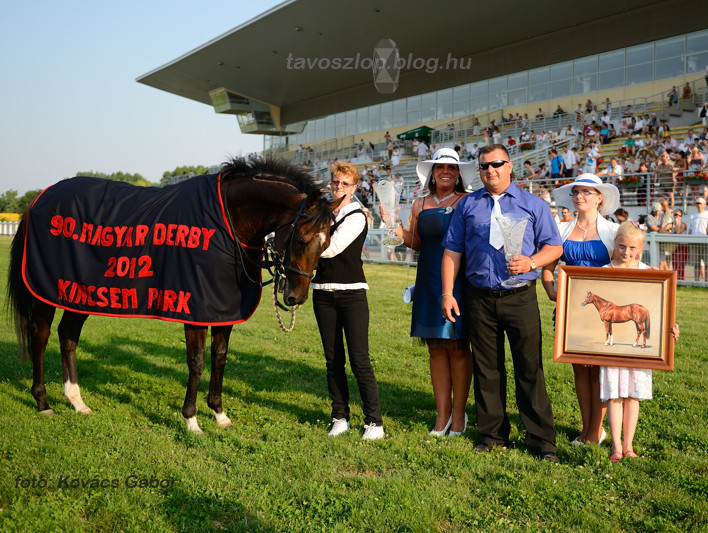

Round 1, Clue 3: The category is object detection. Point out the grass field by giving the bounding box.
[0,234,707,532]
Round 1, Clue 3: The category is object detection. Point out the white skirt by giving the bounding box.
[600,366,653,401]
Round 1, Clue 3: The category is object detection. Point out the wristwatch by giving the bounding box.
[529,256,537,270]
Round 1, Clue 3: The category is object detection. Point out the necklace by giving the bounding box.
[575,219,597,240]
[433,192,456,205]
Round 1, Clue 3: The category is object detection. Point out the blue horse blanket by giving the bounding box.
[22,175,262,326]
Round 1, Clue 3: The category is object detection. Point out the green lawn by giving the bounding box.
[1,235,706,532]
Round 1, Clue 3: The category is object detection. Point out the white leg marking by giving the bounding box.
[213,410,232,428]
[185,416,204,434]
[64,381,92,414]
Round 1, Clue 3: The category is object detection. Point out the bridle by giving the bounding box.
[222,179,329,329]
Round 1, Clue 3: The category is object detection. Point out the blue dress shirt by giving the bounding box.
[442,182,562,290]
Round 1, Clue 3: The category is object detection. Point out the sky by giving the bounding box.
[0,0,284,195]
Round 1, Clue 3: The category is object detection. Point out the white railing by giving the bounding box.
[0,221,20,236]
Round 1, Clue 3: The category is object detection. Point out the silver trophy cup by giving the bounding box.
[497,213,530,288]
[373,178,404,246]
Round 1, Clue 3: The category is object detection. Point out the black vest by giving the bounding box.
[313,209,367,285]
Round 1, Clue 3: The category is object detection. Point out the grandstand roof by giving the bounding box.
[137,0,707,129]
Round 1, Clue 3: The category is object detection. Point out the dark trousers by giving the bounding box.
[465,282,556,455]
[312,289,382,425]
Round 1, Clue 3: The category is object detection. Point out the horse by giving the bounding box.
[7,158,341,434]
[580,290,651,348]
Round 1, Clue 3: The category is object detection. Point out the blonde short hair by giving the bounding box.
[615,221,645,245]
[330,161,359,184]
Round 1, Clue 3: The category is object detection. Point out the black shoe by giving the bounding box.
[539,452,560,464]
[473,442,491,453]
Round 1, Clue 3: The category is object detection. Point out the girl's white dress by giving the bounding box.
[599,261,652,401]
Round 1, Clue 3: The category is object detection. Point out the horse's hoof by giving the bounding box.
[213,411,232,428]
[39,409,55,416]
[79,407,93,414]
[604,341,610,346]
[185,416,204,435]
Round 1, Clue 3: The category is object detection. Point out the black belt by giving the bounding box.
[470,280,535,298]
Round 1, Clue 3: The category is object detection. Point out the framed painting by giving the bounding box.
[554,266,676,370]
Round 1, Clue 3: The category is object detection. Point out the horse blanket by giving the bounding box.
[22,175,262,326]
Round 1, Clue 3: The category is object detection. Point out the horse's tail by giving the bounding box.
[644,309,650,340]
[7,210,33,361]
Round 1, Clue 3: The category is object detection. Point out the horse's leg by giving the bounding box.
[183,324,207,434]
[608,322,614,346]
[30,301,56,414]
[208,325,234,428]
[57,311,91,413]
[604,322,612,345]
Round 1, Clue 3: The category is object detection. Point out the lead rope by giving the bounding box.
[272,279,300,332]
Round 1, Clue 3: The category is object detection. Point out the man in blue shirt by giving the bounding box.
[550,148,564,179]
[441,144,563,462]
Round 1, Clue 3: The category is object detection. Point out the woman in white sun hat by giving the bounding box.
[394,148,475,436]
[541,173,620,446]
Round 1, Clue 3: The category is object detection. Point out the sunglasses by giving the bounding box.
[330,179,355,188]
[479,160,509,170]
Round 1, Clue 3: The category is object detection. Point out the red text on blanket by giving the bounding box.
[49,216,216,251]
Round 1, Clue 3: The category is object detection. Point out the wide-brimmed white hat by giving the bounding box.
[552,173,620,216]
[416,148,476,191]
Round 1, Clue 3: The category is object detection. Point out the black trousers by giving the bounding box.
[312,289,382,425]
[465,282,556,455]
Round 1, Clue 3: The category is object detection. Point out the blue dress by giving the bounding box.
[411,207,468,339]
[562,239,610,267]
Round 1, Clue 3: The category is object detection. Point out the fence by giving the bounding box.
[365,229,708,288]
[515,172,707,213]
[0,221,19,236]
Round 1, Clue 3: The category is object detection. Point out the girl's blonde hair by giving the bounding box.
[615,221,645,245]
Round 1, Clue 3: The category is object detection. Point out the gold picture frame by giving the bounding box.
[554,266,676,370]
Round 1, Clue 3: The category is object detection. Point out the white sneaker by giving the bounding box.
[328,418,350,437]
[362,423,385,441]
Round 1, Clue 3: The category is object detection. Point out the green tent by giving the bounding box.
[396,125,433,140]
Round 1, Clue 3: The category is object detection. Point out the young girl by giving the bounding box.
[601,222,680,462]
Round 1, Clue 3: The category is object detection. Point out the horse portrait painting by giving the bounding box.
[7,158,341,434]
[581,290,651,348]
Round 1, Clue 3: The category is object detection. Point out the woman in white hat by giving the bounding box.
[542,173,620,445]
[395,148,475,436]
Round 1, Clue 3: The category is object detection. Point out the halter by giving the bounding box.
[222,181,325,331]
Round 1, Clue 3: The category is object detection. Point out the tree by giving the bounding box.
[76,170,156,186]
[0,190,19,212]
[0,189,43,214]
[160,165,211,186]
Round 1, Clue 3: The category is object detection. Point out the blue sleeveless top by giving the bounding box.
[562,239,610,267]
[411,207,468,340]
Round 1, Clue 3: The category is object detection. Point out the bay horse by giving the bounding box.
[581,290,651,348]
[7,158,341,434]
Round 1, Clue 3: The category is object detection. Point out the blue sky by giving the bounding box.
[1,1,283,195]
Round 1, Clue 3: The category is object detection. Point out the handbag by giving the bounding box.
[402,284,415,303]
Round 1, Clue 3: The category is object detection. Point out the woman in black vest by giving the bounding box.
[312,161,384,440]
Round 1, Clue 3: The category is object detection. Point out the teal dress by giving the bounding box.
[410,207,468,340]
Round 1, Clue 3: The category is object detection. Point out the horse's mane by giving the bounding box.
[220,157,320,195]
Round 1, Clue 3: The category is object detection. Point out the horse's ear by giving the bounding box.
[304,190,321,211]
[329,196,345,211]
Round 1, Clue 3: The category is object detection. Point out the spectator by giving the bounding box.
[667,86,678,107]
[688,197,708,281]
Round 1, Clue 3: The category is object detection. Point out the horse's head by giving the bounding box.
[581,290,593,306]
[271,191,343,306]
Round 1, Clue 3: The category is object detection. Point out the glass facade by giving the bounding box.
[268,30,708,149]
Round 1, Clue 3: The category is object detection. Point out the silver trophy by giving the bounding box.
[497,213,530,288]
[373,178,404,246]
